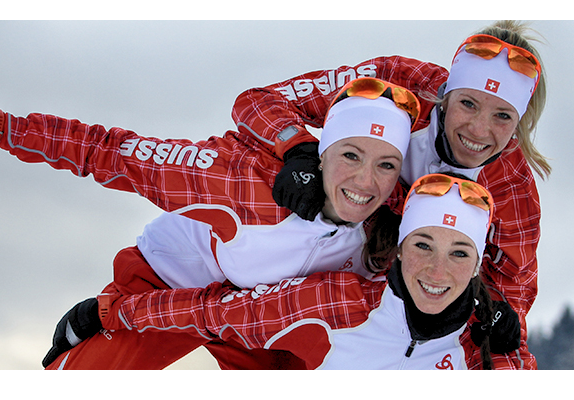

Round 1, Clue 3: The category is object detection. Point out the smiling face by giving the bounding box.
[320,136,402,224]
[400,226,478,315]
[443,88,520,168]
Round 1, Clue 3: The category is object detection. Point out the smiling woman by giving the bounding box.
[317,79,414,224]
[442,89,520,168]
[320,137,402,224]
[400,227,479,315]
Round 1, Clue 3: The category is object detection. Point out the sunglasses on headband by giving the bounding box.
[407,174,494,226]
[329,78,420,127]
[455,34,541,91]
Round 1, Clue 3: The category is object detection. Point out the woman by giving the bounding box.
[38,78,418,369]
[232,20,546,369]
[90,174,519,370]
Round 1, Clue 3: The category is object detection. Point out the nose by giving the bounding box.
[425,256,448,282]
[467,111,491,139]
[353,164,376,189]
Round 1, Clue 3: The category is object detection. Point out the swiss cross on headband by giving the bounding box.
[485,78,500,93]
[443,214,457,227]
[370,123,384,137]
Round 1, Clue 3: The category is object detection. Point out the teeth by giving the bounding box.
[343,189,373,205]
[459,135,488,152]
[419,281,449,295]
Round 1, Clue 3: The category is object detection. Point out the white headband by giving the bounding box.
[398,184,491,259]
[445,47,537,118]
[318,96,411,158]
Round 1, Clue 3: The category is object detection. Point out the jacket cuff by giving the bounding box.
[274,125,319,160]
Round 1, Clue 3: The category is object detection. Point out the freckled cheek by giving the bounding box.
[492,128,516,150]
[375,173,400,200]
[400,254,425,281]
[451,264,476,287]
[443,109,465,134]
[322,166,349,201]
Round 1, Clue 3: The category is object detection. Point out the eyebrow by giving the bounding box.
[464,93,517,114]
[341,142,402,161]
[453,241,475,248]
[412,233,474,248]
[413,233,433,240]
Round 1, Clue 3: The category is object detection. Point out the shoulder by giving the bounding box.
[478,140,538,196]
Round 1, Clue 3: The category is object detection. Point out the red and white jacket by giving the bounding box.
[0,110,373,290]
[231,55,539,369]
[99,270,483,370]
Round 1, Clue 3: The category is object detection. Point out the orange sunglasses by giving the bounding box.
[407,174,494,226]
[329,77,420,127]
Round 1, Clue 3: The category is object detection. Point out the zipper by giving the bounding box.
[299,229,338,276]
[405,339,417,357]
[398,339,418,369]
[404,339,429,358]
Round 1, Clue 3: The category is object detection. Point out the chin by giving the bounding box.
[453,149,492,169]
[336,210,372,224]
[415,301,448,315]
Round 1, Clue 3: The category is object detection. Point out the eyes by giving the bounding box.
[460,99,514,122]
[414,241,470,258]
[342,152,397,170]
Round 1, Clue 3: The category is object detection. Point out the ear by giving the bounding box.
[472,260,481,277]
[440,91,451,112]
[318,154,325,171]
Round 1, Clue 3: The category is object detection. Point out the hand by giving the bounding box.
[272,142,325,221]
[471,300,521,354]
[42,298,102,368]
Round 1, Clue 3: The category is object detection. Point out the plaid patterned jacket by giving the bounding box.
[99,270,517,370]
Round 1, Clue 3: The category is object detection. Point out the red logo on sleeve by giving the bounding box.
[370,124,384,137]
[485,79,500,93]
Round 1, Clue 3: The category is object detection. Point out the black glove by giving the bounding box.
[471,300,521,354]
[272,142,325,221]
[42,298,102,368]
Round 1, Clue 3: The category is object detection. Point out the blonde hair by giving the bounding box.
[477,20,551,179]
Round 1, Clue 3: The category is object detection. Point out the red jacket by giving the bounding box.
[99,269,523,370]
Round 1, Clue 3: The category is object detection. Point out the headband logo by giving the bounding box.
[443,214,457,227]
[485,79,500,93]
[370,123,384,137]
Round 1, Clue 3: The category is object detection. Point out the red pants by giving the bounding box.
[45,246,305,370]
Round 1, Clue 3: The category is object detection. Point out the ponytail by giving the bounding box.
[363,205,401,273]
[471,276,495,370]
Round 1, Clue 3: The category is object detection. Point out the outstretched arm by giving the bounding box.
[231,55,448,157]
[0,111,280,213]
[98,272,380,368]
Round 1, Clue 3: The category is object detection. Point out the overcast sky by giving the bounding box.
[0,16,572,371]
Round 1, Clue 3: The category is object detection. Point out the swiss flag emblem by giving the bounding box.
[370,123,384,137]
[443,214,457,227]
[485,79,500,93]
